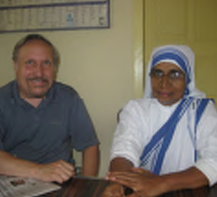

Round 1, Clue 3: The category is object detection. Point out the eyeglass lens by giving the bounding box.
[150,68,185,80]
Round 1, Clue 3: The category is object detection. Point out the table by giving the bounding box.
[40,177,110,197]
[40,177,217,197]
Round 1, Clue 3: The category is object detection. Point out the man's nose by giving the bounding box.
[34,64,44,76]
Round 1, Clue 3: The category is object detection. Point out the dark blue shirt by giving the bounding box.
[0,81,99,164]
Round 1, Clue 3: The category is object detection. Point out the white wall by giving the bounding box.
[0,0,135,177]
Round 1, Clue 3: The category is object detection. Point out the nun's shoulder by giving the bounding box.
[122,98,158,111]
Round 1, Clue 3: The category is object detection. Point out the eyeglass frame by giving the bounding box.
[149,68,186,82]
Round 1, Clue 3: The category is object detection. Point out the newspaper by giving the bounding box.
[0,175,61,197]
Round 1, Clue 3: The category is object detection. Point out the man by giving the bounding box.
[0,34,99,183]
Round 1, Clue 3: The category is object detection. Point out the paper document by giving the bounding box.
[0,175,60,197]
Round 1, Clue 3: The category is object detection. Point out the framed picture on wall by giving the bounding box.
[0,0,110,33]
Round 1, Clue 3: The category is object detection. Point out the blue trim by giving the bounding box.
[0,0,110,33]
[0,1,108,10]
[194,99,211,161]
[151,52,190,85]
[152,53,186,72]
[140,97,194,174]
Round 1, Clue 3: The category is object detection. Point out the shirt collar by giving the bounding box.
[11,80,56,109]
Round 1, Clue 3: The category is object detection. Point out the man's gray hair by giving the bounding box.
[12,34,60,69]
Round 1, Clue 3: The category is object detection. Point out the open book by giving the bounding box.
[0,175,60,197]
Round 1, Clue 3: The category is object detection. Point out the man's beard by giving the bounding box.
[27,77,50,98]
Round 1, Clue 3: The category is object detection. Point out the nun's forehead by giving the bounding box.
[151,47,191,75]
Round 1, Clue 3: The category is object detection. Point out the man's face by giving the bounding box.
[14,39,56,99]
[150,62,186,106]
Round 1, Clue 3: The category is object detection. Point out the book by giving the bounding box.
[0,175,60,197]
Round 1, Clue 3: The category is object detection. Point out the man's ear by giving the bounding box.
[13,62,18,71]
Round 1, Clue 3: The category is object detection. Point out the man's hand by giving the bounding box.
[0,151,75,183]
[34,160,75,183]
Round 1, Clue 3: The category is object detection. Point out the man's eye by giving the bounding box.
[42,60,51,66]
[26,60,34,65]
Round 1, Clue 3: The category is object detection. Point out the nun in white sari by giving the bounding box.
[103,45,217,197]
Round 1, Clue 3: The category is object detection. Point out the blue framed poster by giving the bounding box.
[0,0,110,33]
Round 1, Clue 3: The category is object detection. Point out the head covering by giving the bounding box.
[144,45,206,99]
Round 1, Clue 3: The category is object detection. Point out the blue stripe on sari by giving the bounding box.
[140,97,194,174]
[194,99,212,161]
[151,52,190,85]
[140,98,212,175]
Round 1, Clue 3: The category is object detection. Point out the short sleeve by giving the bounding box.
[70,96,99,151]
[195,101,217,186]
[110,100,148,167]
[0,109,5,150]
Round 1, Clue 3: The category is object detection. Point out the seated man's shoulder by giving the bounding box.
[0,81,15,111]
[54,82,80,99]
[0,81,14,98]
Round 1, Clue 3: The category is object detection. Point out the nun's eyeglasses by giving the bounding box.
[149,68,185,81]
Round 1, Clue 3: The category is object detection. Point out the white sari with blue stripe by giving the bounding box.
[139,97,211,174]
[140,45,210,174]
[111,45,217,184]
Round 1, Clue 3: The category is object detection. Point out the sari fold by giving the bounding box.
[140,98,211,175]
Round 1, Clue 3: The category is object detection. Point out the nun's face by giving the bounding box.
[150,62,186,106]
